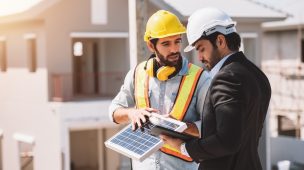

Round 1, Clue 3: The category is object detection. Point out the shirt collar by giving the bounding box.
[178,56,189,76]
[209,52,235,78]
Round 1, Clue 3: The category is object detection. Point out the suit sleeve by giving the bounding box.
[186,71,245,161]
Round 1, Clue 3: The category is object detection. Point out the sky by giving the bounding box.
[0,0,42,16]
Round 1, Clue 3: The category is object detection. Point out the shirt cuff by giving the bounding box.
[180,142,190,157]
[108,106,121,124]
[194,120,201,137]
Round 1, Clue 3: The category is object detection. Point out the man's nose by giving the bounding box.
[170,44,180,53]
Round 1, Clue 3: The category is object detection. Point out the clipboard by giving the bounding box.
[150,125,198,141]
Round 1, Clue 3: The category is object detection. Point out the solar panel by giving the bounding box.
[149,113,187,132]
[105,124,162,162]
[105,114,187,162]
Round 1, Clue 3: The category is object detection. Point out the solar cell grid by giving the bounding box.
[107,124,162,160]
[105,114,187,162]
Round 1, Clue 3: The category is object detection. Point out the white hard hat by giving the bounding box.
[184,7,237,52]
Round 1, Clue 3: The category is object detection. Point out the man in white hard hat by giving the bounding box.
[160,7,271,170]
[109,10,210,170]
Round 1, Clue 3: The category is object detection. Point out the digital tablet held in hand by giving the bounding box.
[150,125,198,141]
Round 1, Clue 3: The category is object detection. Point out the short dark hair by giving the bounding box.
[149,38,159,47]
[197,32,241,51]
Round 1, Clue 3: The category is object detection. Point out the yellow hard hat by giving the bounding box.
[144,10,186,42]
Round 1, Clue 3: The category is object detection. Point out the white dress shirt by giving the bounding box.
[209,52,235,78]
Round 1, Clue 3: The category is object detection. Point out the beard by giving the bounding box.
[201,46,222,71]
[155,51,182,67]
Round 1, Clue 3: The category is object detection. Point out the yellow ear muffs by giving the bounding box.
[156,66,176,81]
[145,58,176,81]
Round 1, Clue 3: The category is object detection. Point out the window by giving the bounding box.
[73,41,83,57]
[25,34,37,72]
[13,133,35,170]
[0,38,6,72]
[277,115,301,138]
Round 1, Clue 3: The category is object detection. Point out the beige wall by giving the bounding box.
[0,16,62,170]
[40,0,129,100]
[0,20,46,69]
[102,38,128,95]
[187,22,263,67]
[42,0,129,74]
[0,137,2,170]
[0,69,61,170]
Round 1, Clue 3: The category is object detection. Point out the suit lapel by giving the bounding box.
[220,51,246,70]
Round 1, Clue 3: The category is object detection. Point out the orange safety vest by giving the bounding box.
[134,61,203,162]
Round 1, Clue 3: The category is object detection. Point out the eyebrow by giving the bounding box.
[160,41,169,45]
[160,38,182,45]
[195,45,201,51]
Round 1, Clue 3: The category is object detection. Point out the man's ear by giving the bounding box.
[147,41,155,52]
[216,34,227,49]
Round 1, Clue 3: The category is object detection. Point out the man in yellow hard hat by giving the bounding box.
[109,10,210,169]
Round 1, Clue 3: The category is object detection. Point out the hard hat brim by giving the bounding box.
[184,24,237,52]
[145,31,186,42]
[184,45,195,52]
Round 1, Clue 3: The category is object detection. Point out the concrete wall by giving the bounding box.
[0,17,61,170]
[102,38,129,95]
[263,30,299,61]
[40,0,129,100]
[42,0,129,74]
[52,99,116,170]
[0,20,47,69]
[262,29,304,169]
[0,69,61,170]
[0,137,2,170]
[271,136,304,166]
[186,22,264,68]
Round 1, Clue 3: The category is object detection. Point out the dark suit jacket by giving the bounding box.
[186,52,271,170]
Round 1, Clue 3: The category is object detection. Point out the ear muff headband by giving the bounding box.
[145,58,176,81]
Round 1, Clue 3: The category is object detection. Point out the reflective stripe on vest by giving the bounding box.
[134,61,203,161]
[134,62,150,108]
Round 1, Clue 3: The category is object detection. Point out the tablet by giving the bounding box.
[150,125,198,141]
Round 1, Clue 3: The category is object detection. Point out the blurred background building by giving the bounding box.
[0,0,302,170]
[257,0,304,169]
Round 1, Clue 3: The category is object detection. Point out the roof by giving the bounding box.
[0,0,287,25]
[257,0,304,30]
[0,0,60,24]
[0,0,42,16]
[150,0,286,23]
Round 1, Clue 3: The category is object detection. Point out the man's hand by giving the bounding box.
[159,134,184,152]
[127,108,158,130]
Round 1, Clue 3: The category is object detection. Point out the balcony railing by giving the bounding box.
[51,72,125,101]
